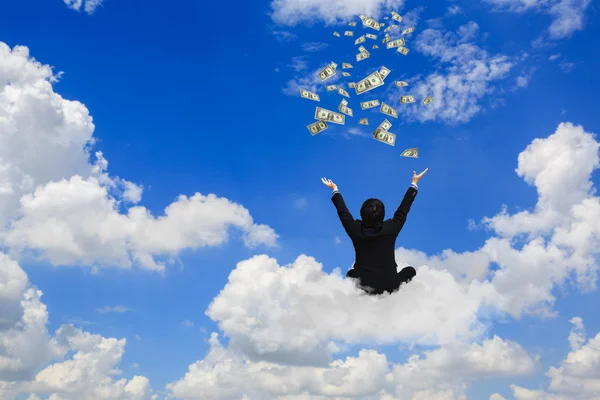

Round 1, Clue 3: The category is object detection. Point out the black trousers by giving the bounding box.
[346,266,416,295]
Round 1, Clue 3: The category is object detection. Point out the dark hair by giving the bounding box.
[360,198,385,228]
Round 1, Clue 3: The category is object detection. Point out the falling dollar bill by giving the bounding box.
[344,31,354,36]
[392,12,403,23]
[338,87,350,98]
[348,82,356,88]
[366,34,377,40]
[397,47,410,55]
[359,118,369,125]
[315,107,345,125]
[342,72,350,77]
[402,27,415,35]
[386,38,405,49]
[339,98,348,107]
[379,66,391,80]
[300,88,320,102]
[360,99,380,110]
[326,85,337,91]
[400,95,415,104]
[342,63,353,69]
[339,105,353,117]
[382,36,391,44]
[356,52,370,62]
[384,26,392,33]
[359,14,366,21]
[348,21,357,27]
[384,16,389,20]
[358,45,369,53]
[363,16,381,31]
[319,63,337,81]
[307,120,328,136]
[395,81,409,87]
[355,71,384,95]
[330,61,338,69]
[355,35,366,45]
[401,148,418,158]
[333,31,340,37]
[374,129,396,146]
[380,102,398,118]
[423,96,433,105]
[372,44,379,49]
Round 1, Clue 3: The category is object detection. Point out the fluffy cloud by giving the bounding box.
[167,332,534,399]
[511,317,600,399]
[0,253,153,400]
[484,0,592,39]
[270,0,404,26]
[0,41,277,271]
[63,0,104,14]
[393,22,518,125]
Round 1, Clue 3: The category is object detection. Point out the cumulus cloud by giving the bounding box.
[484,0,592,40]
[392,22,518,125]
[96,305,134,314]
[63,0,104,14]
[0,41,278,272]
[0,253,154,400]
[167,332,534,399]
[270,0,404,26]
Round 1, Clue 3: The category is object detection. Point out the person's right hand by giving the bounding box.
[412,168,428,184]
[321,177,338,190]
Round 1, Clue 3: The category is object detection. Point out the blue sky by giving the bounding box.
[0,0,599,399]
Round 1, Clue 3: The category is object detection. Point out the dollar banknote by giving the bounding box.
[384,16,389,20]
[378,119,393,131]
[423,96,433,105]
[379,66,391,80]
[363,16,381,31]
[366,34,377,40]
[380,102,398,118]
[319,63,337,81]
[360,99,380,110]
[326,85,337,91]
[355,35,366,45]
[400,95,415,104]
[339,98,348,107]
[402,27,415,34]
[356,52,370,62]
[395,81,408,87]
[392,12,403,22]
[315,107,345,125]
[372,44,379,49]
[348,21,357,27]
[348,82,356,88]
[344,31,354,36]
[384,26,392,33]
[359,14,366,21]
[339,104,353,116]
[397,47,410,55]
[307,120,328,136]
[338,87,350,98]
[330,61,338,69]
[300,88,320,101]
[386,38,405,49]
[361,100,380,110]
[400,148,418,158]
[342,63,353,69]
[342,72,350,77]
[333,31,340,37]
[355,71,384,95]
[382,36,391,44]
[359,118,368,125]
[373,129,396,146]
[358,45,369,53]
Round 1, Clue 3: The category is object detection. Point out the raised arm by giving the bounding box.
[321,177,355,237]
[391,168,428,234]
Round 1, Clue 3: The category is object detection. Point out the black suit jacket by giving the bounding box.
[332,186,418,292]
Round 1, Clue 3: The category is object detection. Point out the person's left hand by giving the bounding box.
[321,177,338,190]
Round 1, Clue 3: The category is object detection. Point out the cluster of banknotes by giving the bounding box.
[302,12,432,159]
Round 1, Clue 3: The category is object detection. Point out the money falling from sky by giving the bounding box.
[297,12,435,158]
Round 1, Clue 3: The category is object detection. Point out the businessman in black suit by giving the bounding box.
[322,168,428,295]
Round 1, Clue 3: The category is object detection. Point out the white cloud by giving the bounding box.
[182,320,195,328]
[282,62,341,97]
[511,317,600,399]
[167,332,534,399]
[549,53,562,61]
[0,253,154,400]
[63,0,104,14]
[447,5,463,15]
[484,0,591,39]
[516,75,529,88]
[334,236,341,244]
[288,56,309,72]
[270,0,405,26]
[293,197,308,209]
[0,41,278,272]
[302,42,329,52]
[96,305,134,314]
[393,22,518,125]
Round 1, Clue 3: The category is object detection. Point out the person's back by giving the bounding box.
[321,169,428,294]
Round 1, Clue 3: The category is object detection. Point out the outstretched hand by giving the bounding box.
[321,177,338,190]
[412,168,429,184]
